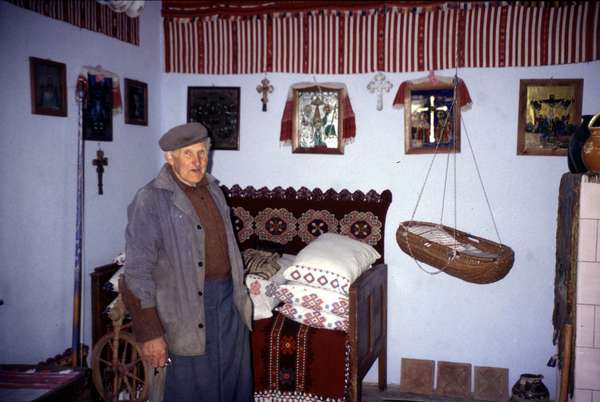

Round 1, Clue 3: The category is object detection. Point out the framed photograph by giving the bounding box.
[292,86,344,154]
[517,79,583,156]
[124,78,148,126]
[29,57,67,117]
[83,74,113,142]
[403,81,460,154]
[187,87,240,150]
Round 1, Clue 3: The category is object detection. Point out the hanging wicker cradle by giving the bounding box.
[396,220,514,284]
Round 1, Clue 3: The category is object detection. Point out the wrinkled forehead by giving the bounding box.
[174,140,210,154]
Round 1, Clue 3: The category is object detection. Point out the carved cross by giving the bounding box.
[367,72,393,111]
[256,78,274,112]
[416,95,449,143]
[92,149,108,195]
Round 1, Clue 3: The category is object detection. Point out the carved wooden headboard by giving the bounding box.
[221,185,393,264]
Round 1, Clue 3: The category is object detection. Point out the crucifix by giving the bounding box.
[92,149,108,195]
[367,72,393,111]
[416,95,449,143]
[256,78,274,112]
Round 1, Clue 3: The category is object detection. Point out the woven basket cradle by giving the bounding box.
[396,221,515,284]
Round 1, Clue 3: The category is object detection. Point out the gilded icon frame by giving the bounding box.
[404,81,461,154]
[516,79,583,156]
[292,86,344,154]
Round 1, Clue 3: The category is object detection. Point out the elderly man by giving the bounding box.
[120,122,253,402]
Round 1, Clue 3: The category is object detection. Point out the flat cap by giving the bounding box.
[159,122,209,151]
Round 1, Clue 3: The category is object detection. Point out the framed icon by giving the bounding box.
[29,57,67,117]
[517,79,583,156]
[187,86,240,150]
[124,78,148,126]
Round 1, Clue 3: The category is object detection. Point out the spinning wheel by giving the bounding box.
[91,296,151,402]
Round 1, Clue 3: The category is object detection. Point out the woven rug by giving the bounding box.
[252,312,350,402]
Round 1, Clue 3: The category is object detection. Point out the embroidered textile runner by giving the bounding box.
[163,2,600,74]
[7,0,139,45]
[252,312,350,402]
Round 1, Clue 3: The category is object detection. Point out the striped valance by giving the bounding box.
[8,0,139,45]
[164,2,600,74]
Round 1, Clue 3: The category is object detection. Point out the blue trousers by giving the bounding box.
[164,278,252,402]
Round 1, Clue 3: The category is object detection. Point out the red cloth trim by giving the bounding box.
[341,96,356,141]
[279,99,294,143]
[162,1,449,18]
[7,0,139,45]
[392,76,472,109]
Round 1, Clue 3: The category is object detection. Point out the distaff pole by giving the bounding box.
[71,84,86,367]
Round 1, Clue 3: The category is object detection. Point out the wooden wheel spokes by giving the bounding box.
[92,331,150,402]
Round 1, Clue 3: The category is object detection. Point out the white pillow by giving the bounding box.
[283,233,380,295]
[275,283,349,318]
[245,268,287,320]
[276,303,349,332]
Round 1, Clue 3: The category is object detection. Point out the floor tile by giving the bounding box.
[436,361,472,399]
[473,366,508,402]
[400,358,435,395]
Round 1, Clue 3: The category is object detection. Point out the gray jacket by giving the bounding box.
[123,164,252,356]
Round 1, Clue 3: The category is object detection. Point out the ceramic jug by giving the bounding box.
[582,112,600,173]
[510,373,549,402]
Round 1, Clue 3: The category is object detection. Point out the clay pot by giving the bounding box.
[582,113,600,173]
[510,373,549,402]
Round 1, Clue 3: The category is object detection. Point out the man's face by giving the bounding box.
[165,141,210,186]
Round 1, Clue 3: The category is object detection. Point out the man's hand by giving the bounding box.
[141,336,168,368]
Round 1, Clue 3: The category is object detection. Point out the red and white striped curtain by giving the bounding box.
[8,0,140,45]
[164,2,600,74]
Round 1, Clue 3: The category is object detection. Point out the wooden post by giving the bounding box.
[71,84,86,367]
[559,323,574,402]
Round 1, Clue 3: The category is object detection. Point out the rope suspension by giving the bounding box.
[397,2,514,283]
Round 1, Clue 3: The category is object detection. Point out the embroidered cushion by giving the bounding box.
[245,271,286,320]
[283,233,380,295]
[275,283,349,318]
[276,303,349,332]
[245,254,295,320]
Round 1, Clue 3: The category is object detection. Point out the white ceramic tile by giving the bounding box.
[577,304,595,347]
[580,182,600,220]
[575,347,600,390]
[598,226,600,263]
[579,219,599,262]
[577,262,600,305]
[593,390,600,402]
[574,388,592,402]
[596,306,600,348]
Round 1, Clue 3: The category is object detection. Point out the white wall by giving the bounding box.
[162,62,600,396]
[0,1,162,362]
[1,0,599,398]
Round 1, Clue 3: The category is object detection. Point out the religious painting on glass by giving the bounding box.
[29,57,67,117]
[83,74,113,142]
[292,86,343,154]
[516,79,583,156]
[124,78,148,126]
[187,86,240,150]
[404,82,460,154]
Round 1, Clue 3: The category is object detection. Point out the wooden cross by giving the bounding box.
[416,95,449,143]
[367,72,392,111]
[92,149,108,195]
[256,78,274,112]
